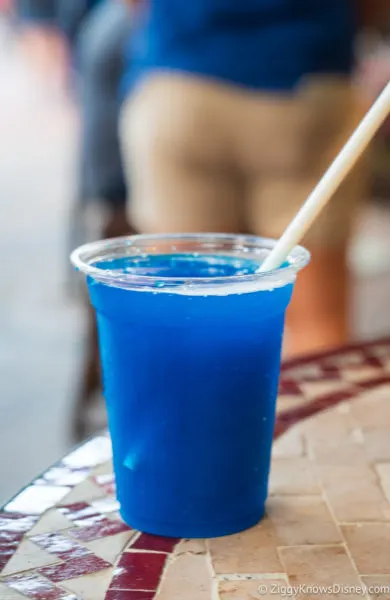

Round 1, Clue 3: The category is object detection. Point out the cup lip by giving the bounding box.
[70,233,310,289]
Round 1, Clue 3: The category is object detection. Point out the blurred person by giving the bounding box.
[16,0,133,438]
[121,0,389,356]
[15,1,131,240]
[358,33,390,200]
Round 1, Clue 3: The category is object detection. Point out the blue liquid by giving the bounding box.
[88,253,293,537]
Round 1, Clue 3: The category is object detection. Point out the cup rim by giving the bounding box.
[70,233,310,290]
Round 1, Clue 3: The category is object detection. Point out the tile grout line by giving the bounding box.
[319,482,371,600]
[217,573,289,582]
[205,538,220,600]
[151,540,180,599]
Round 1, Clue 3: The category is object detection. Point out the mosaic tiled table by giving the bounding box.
[2,338,390,600]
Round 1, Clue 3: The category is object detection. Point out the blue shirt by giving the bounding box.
[125,0,356,93]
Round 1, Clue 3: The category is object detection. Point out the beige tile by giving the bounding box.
[324,352,363,367]
[337,402,352,414]
[209,520,283,574]
[300,380,352,401]
[62,568,114,600]
[285,365,322,379]
[277,395,312,413]
[156,553,212,600]
[267,496,341,546]
[279,546,361,600]
[0,583,27,600]
[350,387,390,430]
[175,539,207,555]
[303,410,357,443]
[1,539,59,576]
[219,579,290,600]
[361,576,390,600]
[91,460,113,477]
[60,478,105,504]
[316,466,390,522]
[85,530,135,564]
[272,428,305,459]
[307,439,368,466]
[28,509,72,536]
[269,458,320,495]
[342,366,383,383]
[376,463,390,503]
[342,524,390,575]
[363,430,390,462]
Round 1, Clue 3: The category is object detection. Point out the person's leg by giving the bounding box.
[243,77,368,356]
[248,175,361,356]
[120,74,243,234]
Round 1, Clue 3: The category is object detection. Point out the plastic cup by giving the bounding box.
[71,234,309,538]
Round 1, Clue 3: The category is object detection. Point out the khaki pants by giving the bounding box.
[120,73,367,248]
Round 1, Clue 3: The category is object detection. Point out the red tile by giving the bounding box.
[0,530,23,545]
[3,572,78,599]
[31,532,91,560]
[279,379,302,396]
[320,364,342,375]
[0,544,17,560]
[0,529,24,571]
[110,552,167,591]
[106,592,154,600]
[69,518,130,542]
[362,354,383,368]
[357,375,390,390]
[130,533,179,553]
[39,554,111,582]
[0,512,38,533]
[58,502,101,522]
[0,549,17,572]
[273,420,288,439]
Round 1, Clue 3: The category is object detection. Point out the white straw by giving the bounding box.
[260,81,390,272]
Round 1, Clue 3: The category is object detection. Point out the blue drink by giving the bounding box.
[72,235,309,538]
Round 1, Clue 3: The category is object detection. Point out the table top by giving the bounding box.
[2,338,390,600]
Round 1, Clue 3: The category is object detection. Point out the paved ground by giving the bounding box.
[1,19,390,507]
[0,24,84,505]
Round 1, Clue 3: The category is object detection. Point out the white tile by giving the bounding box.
[90,498,120,514]
[63,437,112,469]
[43,467,91,487]
[5,486,70,515]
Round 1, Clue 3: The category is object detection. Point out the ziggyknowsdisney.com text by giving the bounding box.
[257,583,390,596]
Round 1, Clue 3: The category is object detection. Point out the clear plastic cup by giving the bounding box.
[71,234,309,538]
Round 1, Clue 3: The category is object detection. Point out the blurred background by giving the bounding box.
[0,0,390,505]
